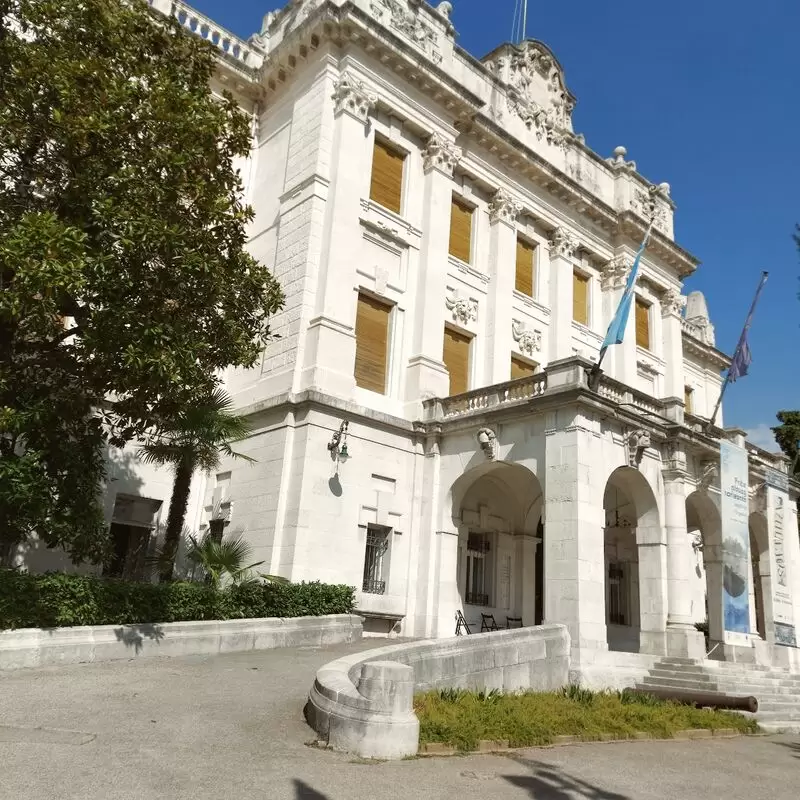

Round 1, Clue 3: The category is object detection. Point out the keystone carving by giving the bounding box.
[422,132,462,175]
[488,188,522,225]
[477,427,498,460]
[627,429,651,468]
[332,72,376,122]
[549,227,579,259]
[512,320,542,356]
[445,289,477,325]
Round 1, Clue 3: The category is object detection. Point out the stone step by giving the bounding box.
[649,668,716,681]
[757,720,800,733]
[639,677,720,692]
[713,678,800,692]
[757,698,800,710]
[755,710,800,721]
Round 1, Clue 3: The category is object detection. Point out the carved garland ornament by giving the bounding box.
[512,320,542,356]
[331,72,377,122]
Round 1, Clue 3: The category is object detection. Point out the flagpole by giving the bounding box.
[706,270,769,430]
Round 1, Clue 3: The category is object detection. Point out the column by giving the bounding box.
[547,227,579,362]
[543,381,608,658]
[663,462,706,658]
[520,533,541,627]
[661,289,686,420]
[484,189,521,383]
[405,133,461,407]
[434,529,460,638]
[301,72,375,396]
[636,524,668,656]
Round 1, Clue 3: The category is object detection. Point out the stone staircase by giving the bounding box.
[636,657,800,733]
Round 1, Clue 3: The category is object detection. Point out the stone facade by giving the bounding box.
[27,1,798,670]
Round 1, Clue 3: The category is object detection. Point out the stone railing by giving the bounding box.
[423,374,547,421]
[597,376,665,418]
[305,623,570,759]
[149,0,263,69]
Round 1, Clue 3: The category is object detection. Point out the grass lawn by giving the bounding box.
[415,687,759,751]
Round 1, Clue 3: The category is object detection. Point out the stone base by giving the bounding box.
[666,624,706,660]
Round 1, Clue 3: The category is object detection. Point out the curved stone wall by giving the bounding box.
[305,623,570,759]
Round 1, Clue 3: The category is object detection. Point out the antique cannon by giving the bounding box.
[629,687,758,713]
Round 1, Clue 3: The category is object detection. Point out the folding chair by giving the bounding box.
[480,612,499,632]
[506,616,523,629]
[455,609,473,636]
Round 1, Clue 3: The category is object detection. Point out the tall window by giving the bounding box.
[572,271,589,325]
[515,236,536,297]
[354,292,391,394]
[684,385,694,415]
[511,355,537,380]
[449,195,473,263]
[362,525,390,595]
[606,561,630,626]
[465,532,491,606]
[369,138,404,215]
[442,325,471,396]
[635,298,651,350]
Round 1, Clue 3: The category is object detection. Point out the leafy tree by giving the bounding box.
[772,411,800,475]
[0,0,283,561]
[139,389,253,582]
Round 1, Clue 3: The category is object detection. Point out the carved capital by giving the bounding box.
[627,429,651,468]
[512,320,542,357]
[422,132,462,175]
[445,289,477,325]
[548,227,579,259]
[661,288,686,317]
[332,72,376,122]
[600,255,631,291]
[488,188,522,226]
[477,427,498,461]
[662,441,687,474]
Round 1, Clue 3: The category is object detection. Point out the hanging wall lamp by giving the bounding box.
[327,420,350,462]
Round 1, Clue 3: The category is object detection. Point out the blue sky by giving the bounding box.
[193,0,799,449]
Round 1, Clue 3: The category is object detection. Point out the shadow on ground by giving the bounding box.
[771,739,800,759]
[294,779,330,799]
[503,757,630,800]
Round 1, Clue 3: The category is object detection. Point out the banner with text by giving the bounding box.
[720,440,750,636]
[765,469,797,646]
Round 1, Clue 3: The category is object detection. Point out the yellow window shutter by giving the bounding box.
[511,355,537,380]
[448,197,472,263]
[635,298,650,350]
[442,326,471,396]
[369,139,404,214]
[515,237,535,297]
[572,271,589,325]
[354,293,391,394]
[684,386,693,414]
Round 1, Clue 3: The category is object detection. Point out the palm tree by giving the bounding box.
[139,388,253,583]
[186,533,264,589]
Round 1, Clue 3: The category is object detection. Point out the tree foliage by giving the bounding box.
[0,0,284,562]
[772,411,800,475]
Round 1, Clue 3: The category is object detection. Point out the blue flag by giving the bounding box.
[600,220,654,353]
[727,271,768,383]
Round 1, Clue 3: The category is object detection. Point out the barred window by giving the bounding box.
[362,525,390,595]
[465,532,492,606]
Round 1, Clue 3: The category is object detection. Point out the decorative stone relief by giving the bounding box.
[476,427,498,461]
[488,188,522,225]
[600,255,631,291]
[512,320,542,356]
[750,482,768,515]
[422,132,462,176]
[636,359,659,377]
[627,429,651,468]
[699,460,719,492]
[370,0,442,63]
[662,441,687,474]
[445,288,477,325]
[661,288,686,317]
[548,227,579,259]
[631,184,670,235]
[332,72,376,122]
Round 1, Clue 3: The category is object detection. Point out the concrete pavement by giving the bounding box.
[0,640,798,799]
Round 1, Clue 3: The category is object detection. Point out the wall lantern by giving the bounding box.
[327,420,350,463]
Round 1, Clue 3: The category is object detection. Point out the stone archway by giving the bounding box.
[603,466,665,654]
[449,462,543,628]
[686,490,723,648]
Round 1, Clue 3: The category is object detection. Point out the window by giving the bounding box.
[442,325,471,396]
[511,355,537,380]
[362,525,390,595]
[465,532,491,606]
[684,385,694,415]
[606,561,630,626]
[105,495,161,580]
[635,298,651,350]
[449,195,473,263]
[572,271,589,325]
[369,138,404,215]
[515,236,536,297]
[354,292,391,394]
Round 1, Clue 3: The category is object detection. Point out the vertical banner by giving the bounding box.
[720,440,750,636]
[765,468,797,646]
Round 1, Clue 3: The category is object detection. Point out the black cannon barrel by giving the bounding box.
[629,687,758,713]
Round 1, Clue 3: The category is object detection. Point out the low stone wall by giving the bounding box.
[305,623,570,759]
[0,614,363,670]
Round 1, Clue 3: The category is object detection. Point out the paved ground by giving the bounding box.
[1,641,798,800]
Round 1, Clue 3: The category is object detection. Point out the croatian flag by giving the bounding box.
[727,271,768,383]
[600,219,655,353]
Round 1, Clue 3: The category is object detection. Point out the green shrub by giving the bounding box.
[0,569,355,629]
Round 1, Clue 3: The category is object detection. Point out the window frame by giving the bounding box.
[514,234,537,298]
[362,524,391,595]
[510,354,538,380]
[369,135,406,216]
[448,194,475,265]
[442,323,472,397]
[353,290,394,396]
[635,296,651,351]
[465,531,493,606]
[572,269,591,327]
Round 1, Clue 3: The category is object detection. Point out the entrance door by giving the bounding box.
[534,519,544,624]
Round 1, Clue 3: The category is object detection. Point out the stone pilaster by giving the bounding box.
[599,254,630,382]
[519,533,541,627]
[661,288,687,414]
[547,227,579,362]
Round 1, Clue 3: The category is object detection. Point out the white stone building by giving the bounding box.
[35,0,800,676]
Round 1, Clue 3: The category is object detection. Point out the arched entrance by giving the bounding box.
[686,490,723,648]
[450,462,543,628]
[603,467,664,654]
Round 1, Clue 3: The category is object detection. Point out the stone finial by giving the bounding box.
[627,429,651,468]
[658,182,671,197]
[600,255,631,291]
[488,188,522,226]
[422,132,462,176]
[661,288,686,317]
[477,427,498,460]
[436,1,453,19]
[549,227,579,259]
[332,72,377,122]
[445,289,477,325]
[512,320,542,356]
[608,145,636,172]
